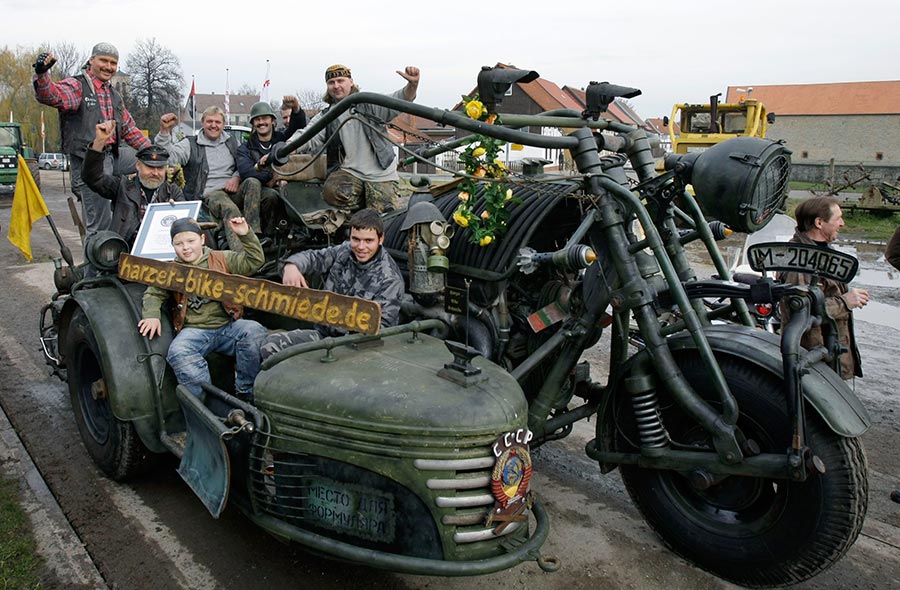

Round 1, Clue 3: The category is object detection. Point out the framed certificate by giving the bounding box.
[131,200,203,260]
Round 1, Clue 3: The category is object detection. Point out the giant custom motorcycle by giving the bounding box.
[42,67,868,587]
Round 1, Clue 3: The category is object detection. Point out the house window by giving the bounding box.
[801,151,808,159]
[876,152,883,161]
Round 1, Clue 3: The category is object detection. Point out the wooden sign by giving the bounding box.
[119,253,381,335]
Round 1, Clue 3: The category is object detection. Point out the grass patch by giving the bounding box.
[783,197,900,241]
[0,475,43,589]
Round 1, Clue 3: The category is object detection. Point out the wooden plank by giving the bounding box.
[118,253,381,335]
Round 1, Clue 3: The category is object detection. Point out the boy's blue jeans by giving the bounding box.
[166,319,267,398]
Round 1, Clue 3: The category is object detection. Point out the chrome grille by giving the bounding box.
[415,456,528,544]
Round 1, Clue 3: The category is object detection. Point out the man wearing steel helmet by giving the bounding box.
[289,64,420,214]
[32,42,151,235]
[82,120,185,247]
[235,96,306,234]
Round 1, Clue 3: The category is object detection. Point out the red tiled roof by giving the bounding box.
[525,77,584,112]
[392,113,456,142]
[452,64,651,128]
[644,118,671,135]
[725,81,900,115]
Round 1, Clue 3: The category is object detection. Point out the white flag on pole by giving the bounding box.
[260,60,271,103]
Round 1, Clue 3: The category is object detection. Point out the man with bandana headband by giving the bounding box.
[82,120,185,247]
[290,64,419,214]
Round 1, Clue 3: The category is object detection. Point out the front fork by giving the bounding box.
[571,128,745,464]
[780,287,832,480]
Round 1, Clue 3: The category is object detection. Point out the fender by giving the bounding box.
[595,323,870,459]
[59,280,180,453]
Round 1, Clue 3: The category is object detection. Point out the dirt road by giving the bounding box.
[0,171,897,589]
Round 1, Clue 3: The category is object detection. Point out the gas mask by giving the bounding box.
[401,201,454,296]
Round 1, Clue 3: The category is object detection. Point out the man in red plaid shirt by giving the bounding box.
[33,42,151,235]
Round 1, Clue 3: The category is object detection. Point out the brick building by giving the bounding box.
[725,81,900,183]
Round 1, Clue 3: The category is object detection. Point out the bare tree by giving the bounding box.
[125,38,183,134]
[296,88,326,114]
[49,41,87,77]
[0,45,61,150]
[236,83,257,96]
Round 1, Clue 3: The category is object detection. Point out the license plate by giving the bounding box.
[306,477,396,543]
[747,242,859,283]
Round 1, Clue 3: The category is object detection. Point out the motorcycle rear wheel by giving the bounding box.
[618,352,867,587]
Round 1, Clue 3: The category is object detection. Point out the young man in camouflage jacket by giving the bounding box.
[261,208,404,359]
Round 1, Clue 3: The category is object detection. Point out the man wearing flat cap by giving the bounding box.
[81,120,184,247]
[290,64,420,214]
[33,42,151,236]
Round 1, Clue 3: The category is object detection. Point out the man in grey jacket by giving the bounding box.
[155,106,262,251]
[260,208,404,359]
[292,64,419,214]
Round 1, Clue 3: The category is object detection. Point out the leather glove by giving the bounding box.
[33,53,56,75]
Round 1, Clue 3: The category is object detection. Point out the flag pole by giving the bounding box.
[191,75,196,134]
[46,214,76,268]
[225,69,231,126]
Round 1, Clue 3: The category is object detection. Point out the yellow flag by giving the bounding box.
[7,155,50,261]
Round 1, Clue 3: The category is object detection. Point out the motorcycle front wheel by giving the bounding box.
[618,352,867,588]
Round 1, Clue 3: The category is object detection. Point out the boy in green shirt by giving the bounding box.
[139,217,266,400]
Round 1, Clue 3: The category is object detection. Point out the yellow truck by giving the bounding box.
[667,93,773,154]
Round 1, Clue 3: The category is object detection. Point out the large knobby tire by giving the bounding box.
[618,352,868,587]
[66,308,150,481]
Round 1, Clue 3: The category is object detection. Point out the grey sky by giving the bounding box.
[6,0,898,120]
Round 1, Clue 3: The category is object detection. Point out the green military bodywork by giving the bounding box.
[61,281,181,453]
[0,123,39,195]
[253,331,532,564]
[665,324,871,436]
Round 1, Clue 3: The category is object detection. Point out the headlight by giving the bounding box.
[665,137,791,233]
[85,231,129,273]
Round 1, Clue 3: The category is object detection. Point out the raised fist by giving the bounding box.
[33,52,57,75]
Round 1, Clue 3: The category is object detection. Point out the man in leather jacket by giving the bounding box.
[777,196,869,380]
[82,121,184,247]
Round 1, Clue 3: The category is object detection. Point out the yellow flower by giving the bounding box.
[452,209,469,227]
[486,114,497,125]
[494,159,506,170]
[481,210,490,220]
[465,100,484,120]
[458,191,470,202]
[474,167,487,178]
[472,147,486,158]
[479,235,493,246]
[505,188,513,200]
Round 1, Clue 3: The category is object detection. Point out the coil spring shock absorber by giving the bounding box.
[624,372,669,451]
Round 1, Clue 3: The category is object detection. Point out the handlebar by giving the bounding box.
[273,92,653,166]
